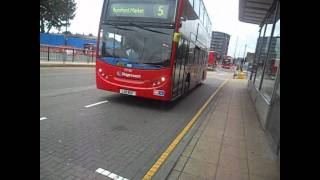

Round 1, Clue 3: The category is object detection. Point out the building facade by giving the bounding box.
[210,31,230,61]
[239,0,280,156]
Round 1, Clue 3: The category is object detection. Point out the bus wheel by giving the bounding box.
[185,73,191,90]
[186,73,190,83]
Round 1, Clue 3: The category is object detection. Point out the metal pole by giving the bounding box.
[241,44,247,70]
[253,24,268,85]
[64,21,68,46]
[92,51,94,63]
[250,28,262,80]
[47,46,50,61]
[63,50,65,63]
[72,49,74,62]
[87,50,89,63]
[233,36,238,64]
[242,44,247,59]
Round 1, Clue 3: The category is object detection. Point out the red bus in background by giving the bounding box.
[222,56,232,69]
[208,51,215,67]
[96,0,212,101]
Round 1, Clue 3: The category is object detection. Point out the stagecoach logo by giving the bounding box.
[116,71,141,79]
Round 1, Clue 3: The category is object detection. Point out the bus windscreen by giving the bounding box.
[99,24,174,69]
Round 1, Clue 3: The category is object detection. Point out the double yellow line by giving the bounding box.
[143,79,229,180]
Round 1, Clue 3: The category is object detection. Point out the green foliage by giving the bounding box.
[40,0,77,33]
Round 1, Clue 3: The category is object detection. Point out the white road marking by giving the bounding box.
[95,168,104,174]
[40,117,47,121]
[101,170,111,176]
[85,100,108,108]
[108,173,118,179]
[95,168,129,180]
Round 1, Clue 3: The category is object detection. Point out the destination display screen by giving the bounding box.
[108,3,170,19]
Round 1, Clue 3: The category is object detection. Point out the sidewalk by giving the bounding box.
[167,79,280,180]
[40,60,95,67]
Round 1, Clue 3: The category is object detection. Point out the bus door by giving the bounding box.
[180,39,189,95]
[201,51,207,81]
[172,38,188,97]
[193,46,201,85]
[184,42,195,94]
[198,50,204,81]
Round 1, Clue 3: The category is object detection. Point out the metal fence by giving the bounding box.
[40,45,96,63]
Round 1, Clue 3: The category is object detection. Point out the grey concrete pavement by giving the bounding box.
[167,78,280,180]
[40,68,228,180]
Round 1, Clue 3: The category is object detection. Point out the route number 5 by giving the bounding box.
[157,5,164,17]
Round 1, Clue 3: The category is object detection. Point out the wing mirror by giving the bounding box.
[179,17,186,27]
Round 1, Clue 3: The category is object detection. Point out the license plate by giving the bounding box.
[119,89,136,96]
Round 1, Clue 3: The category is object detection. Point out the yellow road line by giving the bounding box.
[142,79,229,180]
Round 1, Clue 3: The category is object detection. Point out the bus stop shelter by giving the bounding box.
[238,0,280,156]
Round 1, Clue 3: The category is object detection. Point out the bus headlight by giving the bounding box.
[98,68,102,73]
[161,77,166,82]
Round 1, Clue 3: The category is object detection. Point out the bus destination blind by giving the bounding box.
[109,3,169,19]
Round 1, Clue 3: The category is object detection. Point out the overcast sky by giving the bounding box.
[54,0,260,57]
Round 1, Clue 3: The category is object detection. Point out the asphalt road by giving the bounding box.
[40,67,227,180]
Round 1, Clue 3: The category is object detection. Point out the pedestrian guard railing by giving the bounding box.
[40,44,96,63]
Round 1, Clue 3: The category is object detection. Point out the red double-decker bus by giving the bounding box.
[222,56,232,69]
[208,51,215,67]
[96,0,212,101]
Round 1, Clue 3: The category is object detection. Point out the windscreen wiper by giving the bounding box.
[143,62,163,65]
[142,62,164,67]
[128,22,168,35]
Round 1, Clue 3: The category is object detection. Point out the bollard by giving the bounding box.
[238,72,246,79]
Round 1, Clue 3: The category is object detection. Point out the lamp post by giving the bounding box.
[64,21,69,46]
[241,44,247,71]
[233,36,239,65]
[242,44,247,59]
[63,21,69,62]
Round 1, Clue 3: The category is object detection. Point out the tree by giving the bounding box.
[40,0,77,33]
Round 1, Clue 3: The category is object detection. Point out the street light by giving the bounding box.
[233,36,238,65]
[64,20,69,46]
